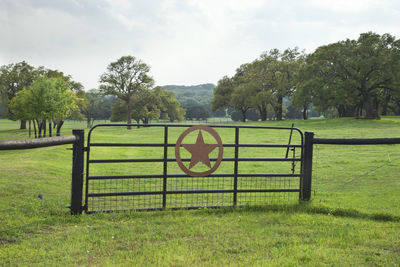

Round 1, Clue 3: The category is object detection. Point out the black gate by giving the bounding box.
[84,124,304,213]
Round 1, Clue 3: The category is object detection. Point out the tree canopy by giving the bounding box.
[212,48,303,121]
[110,86,184,124]
[212,32,400,121]
[293,32,400,119]
[0,61,37,128]
[10,77,77,137]
[100,55,154,129]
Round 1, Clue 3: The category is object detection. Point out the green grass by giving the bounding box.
[1,118,400,266]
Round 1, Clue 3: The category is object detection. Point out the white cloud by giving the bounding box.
[1,0,400,89]
[308,0,382,13]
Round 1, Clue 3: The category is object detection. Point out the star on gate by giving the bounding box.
[175,125,224,177]
[181,130,218,169]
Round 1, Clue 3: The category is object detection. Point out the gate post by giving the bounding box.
[301,131,314,201]
[71,129,84,214]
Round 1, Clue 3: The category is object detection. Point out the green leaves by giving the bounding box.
[10,77,77,122]
[99,55,154,99]
[212,48,303,121]
[99,55,155,128]
[295,32,400,119]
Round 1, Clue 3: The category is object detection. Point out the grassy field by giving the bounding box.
[1,118,400,266]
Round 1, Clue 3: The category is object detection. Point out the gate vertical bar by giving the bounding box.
[71,129,84,214]
[301,131,314,201]
[233,127,239,206]
[162,126,168,209]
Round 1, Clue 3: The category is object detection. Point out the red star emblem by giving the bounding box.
[175,125,224,177]
[181,130,218,169]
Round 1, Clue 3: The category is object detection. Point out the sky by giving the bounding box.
[1,0,400,90]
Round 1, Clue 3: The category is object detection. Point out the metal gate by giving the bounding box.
[84,124,304,213]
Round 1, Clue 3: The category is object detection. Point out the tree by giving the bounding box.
[10,77,77,137]
[249,54,279,121]
[110,88,181,125]
[185,105,210,120]
[230,85,252,122]
[131,89,161,125]
[100,56,154,129]
[81,89,113,128]
[0,61,37,129]
[110,98,126,122]
[292,55,317,120]
[231,108,260,122]
[211,76,234,113]
[302,32,400,119]
[153,86,185,121]
[254,48,303,120]
[211,49,303,121]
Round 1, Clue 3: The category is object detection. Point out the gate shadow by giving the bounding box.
[92,203,400,223]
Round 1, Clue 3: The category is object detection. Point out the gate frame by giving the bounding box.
[83,123,305,213]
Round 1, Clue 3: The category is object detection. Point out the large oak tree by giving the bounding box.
[295,32,400,119]
[100,55,154,129]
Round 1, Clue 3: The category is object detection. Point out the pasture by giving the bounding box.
[1,118,400,266]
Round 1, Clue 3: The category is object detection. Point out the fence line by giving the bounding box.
[0,135,77,150]
[302,132,400,201]
[0,130,85,215]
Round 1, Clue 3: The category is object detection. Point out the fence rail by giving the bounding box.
[0,130,85,215]
[313,137,400,145]
[302,132,400,201]
[0,135,78,150]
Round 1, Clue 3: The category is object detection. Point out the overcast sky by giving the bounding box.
[1,0,399,90]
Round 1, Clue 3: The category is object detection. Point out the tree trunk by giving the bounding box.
[29,120,31,137]
[302,107,308,120]
[20,120,26,130]
[48,121,52,137]
[257,105,267,121]
[33,120,37,138]
[241,109,247,122]
[389,99,400,115]
[87,117,91,128]
[337,105,345,117]
[43,120,46,137]
[359,102,363,117]
[56,121,64,136]
[127,98,132,130]
[276,96,283,121]
[364,97,380,119]
[381,91,391,116]
[37,120,43,138]
[338,105,356,117]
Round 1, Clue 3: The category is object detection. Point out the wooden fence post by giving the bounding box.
[70,129,84,214]
[301,131,314,201]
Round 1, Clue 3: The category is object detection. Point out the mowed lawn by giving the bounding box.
[1,118,400,266]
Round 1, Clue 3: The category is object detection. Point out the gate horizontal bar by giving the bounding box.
[0,135,77,150]
[313,137,400,145]
[90,123,302,131]
[88,173,301,180]
[89,157,302,163]
[88,188,300,197]
[89,142,302,148]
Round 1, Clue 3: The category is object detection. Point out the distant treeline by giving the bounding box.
[212,32,400,121]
